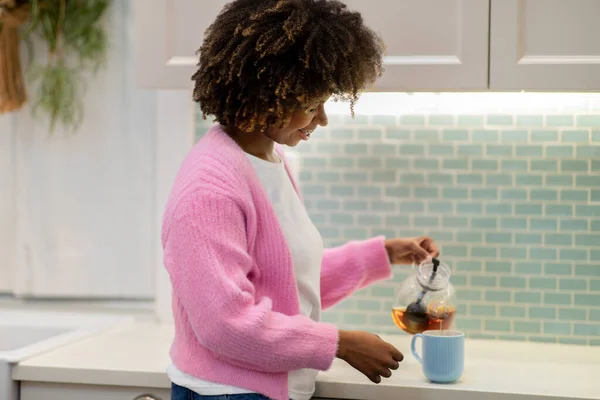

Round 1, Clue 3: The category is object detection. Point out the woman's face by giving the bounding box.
[267,100,329,147]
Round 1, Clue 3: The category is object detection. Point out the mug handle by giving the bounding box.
[411,333,423,364]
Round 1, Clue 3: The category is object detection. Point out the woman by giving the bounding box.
[162,1,440,399]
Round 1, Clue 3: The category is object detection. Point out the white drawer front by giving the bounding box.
[21,382,171,400]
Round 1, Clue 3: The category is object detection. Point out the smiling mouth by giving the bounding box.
[298,128,313,140]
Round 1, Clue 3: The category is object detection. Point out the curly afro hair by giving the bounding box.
[192,0,385,132]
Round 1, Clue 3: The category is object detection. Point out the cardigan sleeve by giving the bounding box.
[162,191,339,373]
[320,236,392,310]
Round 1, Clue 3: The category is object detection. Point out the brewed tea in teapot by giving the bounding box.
[391,258,456,334]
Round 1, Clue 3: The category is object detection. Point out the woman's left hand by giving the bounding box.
[384,236,440,265]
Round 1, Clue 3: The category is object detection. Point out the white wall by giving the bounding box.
[0,115,16,293]
[0,1,157,299]
[154,92,194,325]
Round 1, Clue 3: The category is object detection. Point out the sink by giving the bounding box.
[0,309,133,400]
[0,309,133,363]
[0,326,69,352]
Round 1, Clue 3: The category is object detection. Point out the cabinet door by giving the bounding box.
[343,0,489,91]
[133,0,229,89]
[134,0,489,91]
[21,382,171,400]
[490,0,600,90]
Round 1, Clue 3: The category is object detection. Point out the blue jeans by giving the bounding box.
[171,383,272,400]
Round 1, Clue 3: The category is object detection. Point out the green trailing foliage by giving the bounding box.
[6,0,110,133]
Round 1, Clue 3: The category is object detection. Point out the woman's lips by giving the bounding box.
[298,128,313,140]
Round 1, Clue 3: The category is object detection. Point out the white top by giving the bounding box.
[12,323,600,400]
[167,153,325,400]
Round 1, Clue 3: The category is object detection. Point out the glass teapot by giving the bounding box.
[391,258,457,334]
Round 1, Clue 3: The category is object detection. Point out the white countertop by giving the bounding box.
[12,323,600,400]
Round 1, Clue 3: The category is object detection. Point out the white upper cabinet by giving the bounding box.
[134,0,600,92]
[133,0,489,91]
[490,0,600,90]
[344,0,489,91]
[133,0,228,89]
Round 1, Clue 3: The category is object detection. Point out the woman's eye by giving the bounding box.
[306,102,323,113]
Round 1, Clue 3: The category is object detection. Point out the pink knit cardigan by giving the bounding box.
[161,125,392,400]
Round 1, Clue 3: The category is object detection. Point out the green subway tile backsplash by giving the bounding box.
[515,261,542,274]
[517,175,543,186]
[500,306,526,318]
[545,263,573,275]
[575,324,600,336]
[515,292,542,304]
[195,99,600,346]
[560,278,587,291]
[530,277,557,290]
[487,114,513,126]
[486,320,511,332]
[531,336,558,344]
[485,261,511,273]
[576,264,600,277]
[515,321,541,333]
[546,115,574,127]
[502,130,528,142]
[501,218,527,230]
[575,294,600,306]
[546,205,573,217]
[516,115,543,127]
[578,115,600,127]
[546,175,574,186]
[458,115,484,127]
[502,189,527,200]
[544,293,572,305]
[487,144,513,157]
[532,130,558,141]
[547,145,574,158]
[562,130,590,142]
[429,115,454,126]
[530,307,556,319]
[544,322,572,335]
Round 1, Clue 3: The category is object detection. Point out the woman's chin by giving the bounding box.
[284,135,303,147]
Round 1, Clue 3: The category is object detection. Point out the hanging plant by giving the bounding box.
[0,1,29,113]
[0,0,109,133]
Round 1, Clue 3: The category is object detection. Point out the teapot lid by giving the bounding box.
[416,258,451,290]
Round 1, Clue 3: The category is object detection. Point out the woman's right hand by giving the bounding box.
[336,330,403,383]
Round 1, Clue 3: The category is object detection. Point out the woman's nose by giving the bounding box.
[316,104,328,127]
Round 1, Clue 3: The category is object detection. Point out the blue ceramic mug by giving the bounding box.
[411,330,464,383]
